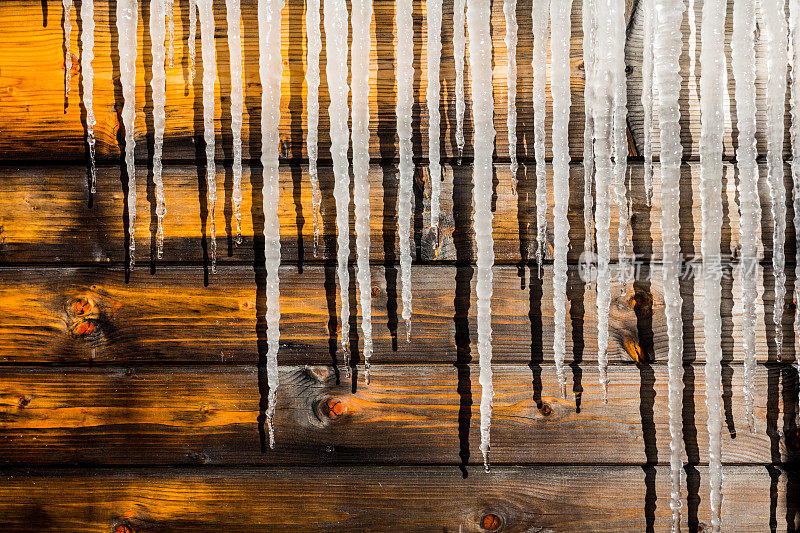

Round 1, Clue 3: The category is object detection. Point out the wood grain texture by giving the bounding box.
[0,465,795,532]
[0,162,797,264]
[0,364,798,466]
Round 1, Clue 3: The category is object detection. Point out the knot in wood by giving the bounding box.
[114,524,133,533]
[481,513,502,531]
[321,397,346,419]
[539,403,552,417]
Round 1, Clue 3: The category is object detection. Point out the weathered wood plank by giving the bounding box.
[0,162,796,264]
[0,364,797,466]
[0,264,796,365]
[0,465,794,532]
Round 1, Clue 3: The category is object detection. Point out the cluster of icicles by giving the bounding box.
[63,0,800,529]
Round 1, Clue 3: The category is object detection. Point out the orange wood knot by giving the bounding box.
[539,403,552,417]
[322,397,346,419]
[114,524,133,533]
[70,297,95,317]
[481,513,502,531]
[74,320,96,337]
[371,286,381,298]
[787,427,800,453]
[18,396,31,407]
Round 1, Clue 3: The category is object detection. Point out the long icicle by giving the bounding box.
[582,0,596,256]
[611,0,630,291]
[258,0,284,449]
[427,0,443,230]
[63,0,73,94]
[226,0,245,246]
[763,0,789,362]
[653,0,685,527]
[532,0,550,272]
[732,0,759,433]
[117,0,138,270]
[353,0,374,377]
[189,0,197,80]
[305,0,323,255]
[324,0,351,369]
[80,0,97,195]
[641,0,654,207]
[166,0,174,68]
[453,0,466,159]
[197,0,217,273]
[504,0,519,190]
[551,0,572,398]
[398,0,414,342]
[700,0,727,528]
[467,0,495,473]
[790,0,800,416]
[151,0,167,259]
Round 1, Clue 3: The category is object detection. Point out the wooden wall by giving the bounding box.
[0,0,799,531]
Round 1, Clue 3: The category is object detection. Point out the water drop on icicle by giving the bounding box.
[582,0,596,257]
[466,0,495,473]
[151,0,167,259]
[398,0,414,343]
[305,0,323,255]
[226,0,245,246]
[504,0,518,192]
[453,0,466,160]
[427,0,443,230]
[353,0,374,380]
[166,0,175,68]
[550,0,572,399]
[63,0,73,95]
[197,0,217,273]
[258,0,284,449]
[532,0,549,273]
[189,0,197,80]
[80,0,97,195]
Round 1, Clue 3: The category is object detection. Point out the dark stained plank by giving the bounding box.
[0,465,795,532]
[0,162,796,264]
[0,364,797,466]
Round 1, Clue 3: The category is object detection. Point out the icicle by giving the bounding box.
[117,0,138,270]
[324,0,351,368]
[398,0,414,343]
[453,0,466,159]
[611,0,630,290]
[732,0,759,433]
[504,0,518,190]
[197,0,217,273]
[582,0,596,256]
[653,0,685,527]
[80,0,96,195]
[63,0,73,94]
[763,0,789,362]
[790,0,800,414]
[700,0,727,528]
[427,0,443,230]
[150,0,167,259]
[353,0,374,378]
[258,0,284,449]
[467,0,495,473]
[641,0,654,207]
[166,0,174,68]
[532,0,549,272]
[226,0,244,246]
[189,0,197,80]
[305,0,322,254]
[551,0,572,398]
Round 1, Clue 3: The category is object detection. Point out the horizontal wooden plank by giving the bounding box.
[0,263,797,365]
[0,465,795,532]
[0,364,797,466]
[0,162,796,264]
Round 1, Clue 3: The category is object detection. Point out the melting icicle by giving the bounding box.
[197,0,217,273]
[700,0,727,528]
[641,0,654,207]
[533,0,549,271]
[790,0,800,411]
[611,0,630,289]
[453,0,466,159]
[398,0,414,342]
[259,0,284,449]
[582,0,596,256]
[117,0,138,270]
[189,0,197,80]
[63,0,73,94]
[653,0,685,527]
[550,0,572,398]
[353,0,374,377]
[226,0,244,246]
[732,0,759,433]
[763,0,789,362]
[80,0,96,195]
[325,0,351,368]
[467,0,495,473]
[151,0,167,259]
[166,0,174,68]
[427,0,443,230]
[504,0,518,190]
[305,0,322,254]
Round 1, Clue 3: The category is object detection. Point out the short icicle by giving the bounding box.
[117,0,139,270]
[197,0,218,273]
[653,0,685,527]
[453,0,466,159]
[700,0,727,528]
[353,0,374,377]
[427,0,443,230]
[466,0,496,473]
[398,0,414,342]
[611,0,630,289]
[732,0,759,433]
[504,0,519,190]
[151,0,167,259]
[550,0,572,398]
[324,0,352,370]
[582,0,596,256]
[63,0,73,94]
[641,0,654,207]
[532,0,550,272]
[305,0,323,254]
[226,0,245,245]
[258,0,284,449]
[80,0,97,195]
